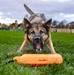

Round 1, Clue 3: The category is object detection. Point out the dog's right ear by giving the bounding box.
[24,18,31,28]
[24,18,32,33]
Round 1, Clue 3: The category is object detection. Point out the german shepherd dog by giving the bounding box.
[18,4,56,54]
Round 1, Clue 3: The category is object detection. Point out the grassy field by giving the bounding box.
[0,30,74,75]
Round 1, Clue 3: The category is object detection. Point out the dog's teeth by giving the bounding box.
[36,48,42,52]
[40,48,42,51]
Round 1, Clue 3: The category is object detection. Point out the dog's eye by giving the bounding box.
[40,30,45,34]
[30,31,35,34]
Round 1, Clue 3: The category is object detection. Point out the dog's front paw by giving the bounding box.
[51,52,58,54]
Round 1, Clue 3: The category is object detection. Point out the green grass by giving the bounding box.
[0,30,74,75]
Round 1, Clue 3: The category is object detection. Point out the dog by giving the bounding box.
[18,4,56,54]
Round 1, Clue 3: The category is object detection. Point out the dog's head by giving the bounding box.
[23,4,52,52]
[24,18,52,52]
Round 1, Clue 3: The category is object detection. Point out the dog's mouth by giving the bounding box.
[32,36,43,52]
[35,43,42,52]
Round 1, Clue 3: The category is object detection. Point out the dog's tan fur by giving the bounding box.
[17,4,56,54]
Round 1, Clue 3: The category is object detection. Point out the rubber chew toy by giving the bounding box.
[13,54,63,66]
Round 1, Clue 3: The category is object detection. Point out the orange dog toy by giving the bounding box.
[13,54,63,66]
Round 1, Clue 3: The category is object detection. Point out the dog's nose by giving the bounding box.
[34,37,41,42]
[34,37,40,40]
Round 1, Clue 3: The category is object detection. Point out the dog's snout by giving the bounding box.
[32,35,43,52]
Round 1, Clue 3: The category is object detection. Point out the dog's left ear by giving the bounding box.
[43,18,52,29]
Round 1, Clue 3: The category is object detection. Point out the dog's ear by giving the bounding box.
[24,18,31,28]
[43,19,52,29]
[24,18,32,33]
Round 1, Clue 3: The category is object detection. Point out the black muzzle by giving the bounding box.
[32,35,43,52]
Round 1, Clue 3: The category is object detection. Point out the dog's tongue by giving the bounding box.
[36,43,41,49]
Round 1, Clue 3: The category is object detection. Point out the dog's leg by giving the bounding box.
[17,35,29,53]
[46,34,56,54]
